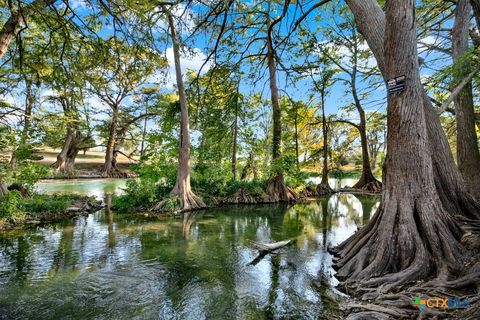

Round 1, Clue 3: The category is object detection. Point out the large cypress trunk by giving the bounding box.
[63,130,80,174]
[102,105,119,177]
[52,97,80,174]
[452,0,480,199]
[231,88,239,180]
[333,0,473,290]
[345,0,480,220]
[317,84,332,195]
[265,15,296,202]
[153,9,204,211]
[52,128,75,171]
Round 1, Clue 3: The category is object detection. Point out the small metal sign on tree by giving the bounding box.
[387,75,406,95]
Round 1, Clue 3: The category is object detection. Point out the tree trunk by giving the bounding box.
[368,135,380,171]
[452,0,480,199]
[52,128,81,175]
[102,105,119,177]
[21,78,34,144]
[51,128,74,171]
[333,0,469,291]
[52,98,81,175]
[11,77,37,168]
[345,0,480,219]
[265,15,296,202]
[350,46,381,192]
[232,86,239,180]
[153,9,204,211]
[294,103,300,171]
[0,181,8,197]
[64,130,80,174]
[317,85,333,195]
[352,121,382,192]
[140,105,148,158]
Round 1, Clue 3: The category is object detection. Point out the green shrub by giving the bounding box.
[0,191,25,223]
[161,196,181,211]
[23,194,81,215]
[224,179,268,197]
[112,179,170,211]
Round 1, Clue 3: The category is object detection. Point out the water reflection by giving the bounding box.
[0,195,379,319]
[35,179,127,198]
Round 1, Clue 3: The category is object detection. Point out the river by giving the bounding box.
[0,178,379,319]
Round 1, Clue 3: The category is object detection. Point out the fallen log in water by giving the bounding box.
[248,239,292,266]
[251,239,291,252]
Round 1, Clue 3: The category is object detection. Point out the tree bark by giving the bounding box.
[452,0,480,199]
[140,104,148,158]
[345,0,480,219]
[0,181,8,197]
[52,96,82,175]
[294,102,300,171]
[153,9,204,211]
[52,128,74,171]
[102,105,119,177]
[333,0,473,290]
[21,78,34,144]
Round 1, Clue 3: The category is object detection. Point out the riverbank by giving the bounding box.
[124,187,381,219]
[0,194,103,232]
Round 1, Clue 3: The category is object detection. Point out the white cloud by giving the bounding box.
[67,0,88,10]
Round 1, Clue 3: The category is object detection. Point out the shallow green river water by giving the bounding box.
[0,179,378,319]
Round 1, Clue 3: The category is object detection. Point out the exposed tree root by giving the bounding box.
[266,173,297,202]
[345,303,404,319]
[332,195,466,291]
[300,185,318,198]
[152,187,205,213]
[354,180,382,193]
[316,183,334,196]
[226,188,268,204]
[352,173,382,193]
[100,167,136,179]
[334,177,480,319]
[345,311,389,320]
[7,183,30,197]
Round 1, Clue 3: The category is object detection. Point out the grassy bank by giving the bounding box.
[0,192,103,231]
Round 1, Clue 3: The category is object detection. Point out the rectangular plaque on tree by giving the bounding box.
[387,76,406,95]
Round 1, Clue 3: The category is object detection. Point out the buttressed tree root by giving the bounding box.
[266,173,297,202]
